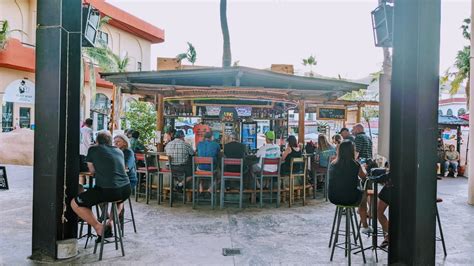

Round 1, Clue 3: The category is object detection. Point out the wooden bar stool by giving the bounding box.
[135,153,158,203]
[156,155,171,205]
[281,157,307,207]
[220,158,244,209]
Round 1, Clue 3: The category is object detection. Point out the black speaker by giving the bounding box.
[82,4,101,47]
[371,1,394,47]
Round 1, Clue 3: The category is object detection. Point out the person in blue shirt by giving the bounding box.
[196,131,221,171]
[196,131,221,193]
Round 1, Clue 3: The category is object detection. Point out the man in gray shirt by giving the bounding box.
[71,131,131,240]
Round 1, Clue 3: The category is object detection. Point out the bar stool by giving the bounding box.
[156,155,171,205]
[282,157,307,207]
[192,157,216,209]
[328,205,360,248]
[436,198,447,257]
[220,158,244,209]
[119,197,137,236]
[135,153,158,203]
[257,158,281,208]
[93,202,125,261]
[167,156,187,207]
[330,205,366,265]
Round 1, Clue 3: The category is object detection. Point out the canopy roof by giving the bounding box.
[101,66,368,104]
[438,115,469,126]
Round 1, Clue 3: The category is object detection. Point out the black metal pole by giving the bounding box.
[388,0,440,264]
[32,0,81,260]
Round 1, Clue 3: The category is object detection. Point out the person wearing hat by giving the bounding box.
[113,133,137,189]
[165,130,195,192]
[251,131,281,188]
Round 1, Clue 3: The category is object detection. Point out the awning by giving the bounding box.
[100,66,368,105]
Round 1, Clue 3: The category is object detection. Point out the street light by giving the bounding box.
[371,1,394,47]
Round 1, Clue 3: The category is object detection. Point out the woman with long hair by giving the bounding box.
[316,134,336,168]
[281,135,302,174]
[328,140,366,206]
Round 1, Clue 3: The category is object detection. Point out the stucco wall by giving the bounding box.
[0,0,36,45]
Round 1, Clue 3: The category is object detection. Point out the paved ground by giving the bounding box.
[1,165,474,265]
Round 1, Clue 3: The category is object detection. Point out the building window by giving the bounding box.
[447,109,453,116]
[438,110,443,115]
[2,102,13,132]
[458,108,466,116]
[137,62,142,71]
[97,30,109,45]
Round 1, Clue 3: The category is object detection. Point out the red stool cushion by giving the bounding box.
[159,168,171,173]
[223,172,241,177]
[194,170,213,176]
[262,171,278,176]
[138,167,158,172]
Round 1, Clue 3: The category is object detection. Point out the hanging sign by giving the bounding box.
[0,166,8,190]
[219,107,238,122]
[317,107,346,120]
[3,79,35,104]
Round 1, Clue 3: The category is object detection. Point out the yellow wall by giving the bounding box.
[0,0,37,45]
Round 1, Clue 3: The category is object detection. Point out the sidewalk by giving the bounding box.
[1,165,473,265]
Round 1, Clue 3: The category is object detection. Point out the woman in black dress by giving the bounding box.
[328,140,367,206]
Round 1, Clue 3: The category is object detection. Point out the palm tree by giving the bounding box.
[442,18,471,105]
[220,0,232,67]
[176,42,197,66]
[302,55,317,77]
[0,20,26,50]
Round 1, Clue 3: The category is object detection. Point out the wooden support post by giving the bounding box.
[298,100,305,144]
[156,94,165,151]
[109,85,116,133]
[356,104,362,123]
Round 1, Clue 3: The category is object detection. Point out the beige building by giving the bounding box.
[0,0,165,132]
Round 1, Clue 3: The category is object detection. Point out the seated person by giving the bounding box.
[280,135,303,188]
[252,131,280,188]
[130,131,145,153]
[71,131,131,241]
[196,131,221,192]
[165,130,195,192]
[113,134,137,189]
[444,144,460,177]
[328,140,370,233]
[316,134,336,168]
[224,133,247,173]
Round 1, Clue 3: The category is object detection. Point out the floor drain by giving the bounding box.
[222,248,241,256]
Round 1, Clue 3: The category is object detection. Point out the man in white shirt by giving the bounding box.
[252,131,280,188]
[80,118,94,172]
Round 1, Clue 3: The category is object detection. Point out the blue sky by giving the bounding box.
[109,0,471,79]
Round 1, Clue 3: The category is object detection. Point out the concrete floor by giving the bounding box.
[1,165,474,265]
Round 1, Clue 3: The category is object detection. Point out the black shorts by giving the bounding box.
[171,163,193,178]
[378,185,392,205]
[74,185,131,208]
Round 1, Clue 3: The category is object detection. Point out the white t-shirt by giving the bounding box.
[256,143,281,172]
[80,126,94,156]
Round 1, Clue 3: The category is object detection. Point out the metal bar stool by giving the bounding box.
[93,202,125,261]
[257,158,281,208]
[135,153,158,203]
[220,158,244,209]
[156,155,171,205]
[330,205,366,265]
[436,198,447,257]
[119,197,137,236]
[328,206,360,248]
[168,156,187,207]
[192,157,216,209]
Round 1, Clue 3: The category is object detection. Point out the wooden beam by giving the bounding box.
[356,104,362,123]
[156,94,165,151]
[298,100,305,144]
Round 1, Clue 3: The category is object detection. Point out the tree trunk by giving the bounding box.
[220,0,232,67]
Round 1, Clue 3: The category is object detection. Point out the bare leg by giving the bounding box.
[377,199,389,234]
[71,199,103,235]
[359,193,369,228]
